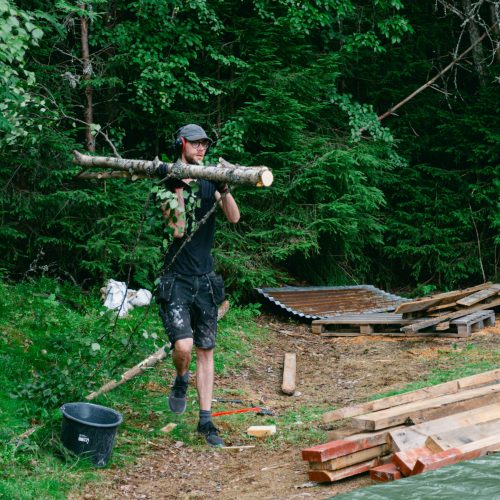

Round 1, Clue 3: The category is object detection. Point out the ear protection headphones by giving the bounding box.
[172,127,186,159]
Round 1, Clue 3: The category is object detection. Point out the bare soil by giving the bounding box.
[74,314,500,500]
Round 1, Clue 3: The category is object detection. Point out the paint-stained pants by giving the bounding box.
[157,272,221,350]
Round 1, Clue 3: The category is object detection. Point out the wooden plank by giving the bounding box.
[308,458,380,483]
[414,433,500,475]
[427,302,457,313]
[302,428,394,462]
[323,368,500,424]
[370,463,402,482]
[456,284,500,307]
[412,432,500,475]
[323,381,459,423]
[327,426,361,440]
[392,446,434,476]
[412,448,476,475]
[353,383,500,431]
[460,432,500,453]
[309,444,389,471]
[395,283,492,314]
[425,417,500,452]
[458,368,500,389]
[425,434,454,453]
[402,297,500,333]
[388,428,428,452]
[281,352,296,395]
[388,402,500,452]
[361,391,500,432]
[246,425,276,437]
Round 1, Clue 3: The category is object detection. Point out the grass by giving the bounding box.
[3,277,498,497]
[0,277,267,498]
[371,342,500,400]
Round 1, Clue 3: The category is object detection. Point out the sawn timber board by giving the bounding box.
[352,382,500,430]
[322,367,500,423]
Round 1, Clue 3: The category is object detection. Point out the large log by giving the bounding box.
[73,151,273,187]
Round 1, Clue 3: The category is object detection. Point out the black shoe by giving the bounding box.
[168,374,188,415]
[197,421,225,447]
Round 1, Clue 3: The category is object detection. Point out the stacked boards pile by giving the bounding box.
[312,282,499,337]
[302,368,500,483]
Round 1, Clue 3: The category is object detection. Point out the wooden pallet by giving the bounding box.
[310,312,495,337]
[450,310,495,337]
[311,313,412,336]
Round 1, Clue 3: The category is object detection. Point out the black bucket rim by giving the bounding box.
[61,402,123,428]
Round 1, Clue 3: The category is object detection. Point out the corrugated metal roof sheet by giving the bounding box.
[255,285,409,321]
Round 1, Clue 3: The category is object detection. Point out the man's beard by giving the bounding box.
[185,153,203,165]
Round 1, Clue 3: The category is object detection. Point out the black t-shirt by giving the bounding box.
[164,180,217,275]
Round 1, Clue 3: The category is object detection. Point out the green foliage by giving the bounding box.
[0,0,48,146]
[1,0,498,295]
[0,277,269,495]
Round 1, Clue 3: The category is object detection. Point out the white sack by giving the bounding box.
[102,279,152,317]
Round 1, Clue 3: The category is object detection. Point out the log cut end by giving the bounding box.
[258,170,273,187]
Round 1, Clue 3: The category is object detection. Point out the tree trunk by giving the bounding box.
[463,0,486,85]
[73,151,274,187]
[491,4,500,63]
[80,4,95,152]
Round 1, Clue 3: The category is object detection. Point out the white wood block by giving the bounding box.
[247,425,277,437]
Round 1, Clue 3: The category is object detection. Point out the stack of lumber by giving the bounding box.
[311,282,499,337]
[302,368,500,483]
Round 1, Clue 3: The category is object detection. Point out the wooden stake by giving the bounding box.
[281,352,296,395]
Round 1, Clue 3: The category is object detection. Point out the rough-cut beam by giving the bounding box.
[73,151,273,187]
[308,458,380,483]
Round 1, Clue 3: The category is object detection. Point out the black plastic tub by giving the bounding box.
[60,402,123,467]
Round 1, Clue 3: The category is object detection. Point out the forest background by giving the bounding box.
[1,1,499,495]
[1,0,499,296]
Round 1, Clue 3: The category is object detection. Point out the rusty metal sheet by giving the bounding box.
[255,285,409,321]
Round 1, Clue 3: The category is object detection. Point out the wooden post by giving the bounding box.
[281,352,296,395]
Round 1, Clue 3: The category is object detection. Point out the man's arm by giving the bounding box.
[215,186,240,223]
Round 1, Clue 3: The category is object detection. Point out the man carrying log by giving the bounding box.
[156,124,240,447]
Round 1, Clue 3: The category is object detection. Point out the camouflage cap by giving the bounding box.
[177,124,212,143]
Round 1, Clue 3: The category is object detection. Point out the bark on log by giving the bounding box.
[73,151,273,187]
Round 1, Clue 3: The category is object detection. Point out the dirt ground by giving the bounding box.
[74,313,500,500]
